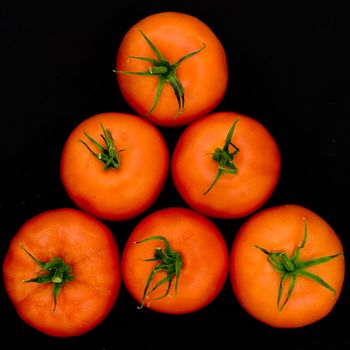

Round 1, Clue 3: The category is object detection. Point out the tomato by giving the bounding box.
[121,207,229,314]
[60,112,169,221]
[171,111,281,219]
[115,11,228,127]
[230,204,345,328]
[2,208,121,337]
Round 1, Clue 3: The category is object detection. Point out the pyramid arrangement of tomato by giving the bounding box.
[3,12,345,337]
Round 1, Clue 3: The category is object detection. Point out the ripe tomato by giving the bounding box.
[230,204,345,328]
[121,207,229,314]
[60,112,169,221]
[171,111,281,219]
[2,208,121,337]
[115,11,228,127]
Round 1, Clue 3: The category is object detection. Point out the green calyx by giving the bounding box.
[115,29,206,116]
[255,219,342,311]
[20,243,75,310]
[79,122,124,170]
[135,236,183,309]
[204,118,240,195]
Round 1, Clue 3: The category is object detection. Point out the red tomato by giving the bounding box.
[115,11,228,127]
[2,208,121,337]
[171,111,281,219]
[60,112,169,221]
[121,207,229,314]
[230,204,345,328]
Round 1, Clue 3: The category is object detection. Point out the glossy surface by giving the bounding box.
[122,207,229,314]
[230,204,345,328]
[61,112,169,221]
[3,208,121,337]
[116,12,228,127]
[172,111,281,218]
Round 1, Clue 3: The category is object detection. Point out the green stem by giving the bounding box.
[149,66,168,74]
[204,118,240,195]
[20,243,75,310]
[254,219,342,311]
[134,236,183,309]
[115,29,206,116]
[79,122,125,171]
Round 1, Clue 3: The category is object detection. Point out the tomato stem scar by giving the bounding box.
[114,29,206,116]
[135,235,183,309]
[20,243,75,310]
[254,219,342,311]
[78,122,125,171]
[204,118,240,195]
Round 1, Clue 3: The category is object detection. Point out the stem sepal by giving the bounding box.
[115,29,206,116]
[135,235,183,309]
[20,243,75,310]
[255,219,342,311]
[204,118,240,194]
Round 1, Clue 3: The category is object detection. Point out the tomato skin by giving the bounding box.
[2,208,121,337]
[60,112,169,221]
[121,207,229,314]
[171,111,281,219]
[229,204,345,328]
[116,12,228,127]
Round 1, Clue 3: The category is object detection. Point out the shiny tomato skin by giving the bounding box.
[121,207,229,314]
[116,12,228,127]
[2,208,121,337]
[171,111,281,219]
[230,204,345,328]
[60,112,169,221]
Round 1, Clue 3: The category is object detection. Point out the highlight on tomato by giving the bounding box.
[121,207,229,314]
[229,204,345,328]
[2,208,121,337]
[171,111,281,219]
[115,11,228,127]
[60,112,169,221]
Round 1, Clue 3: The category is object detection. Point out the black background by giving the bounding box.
[1,0,349,348]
